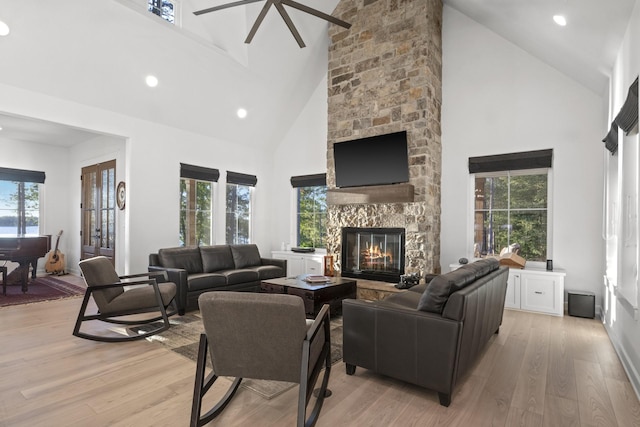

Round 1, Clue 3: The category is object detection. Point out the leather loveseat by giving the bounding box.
[342,258,508,407]
[149,244,286,314]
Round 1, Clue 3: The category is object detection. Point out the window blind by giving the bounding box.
[180,163,220,182]
[0,167,46,183]
[602,122,619,154]
[226,171,257,187]
[468,149,553,173]
[290,173,326,188]
[614,76,639,134]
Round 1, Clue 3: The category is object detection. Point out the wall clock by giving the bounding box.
[116,181,126,210]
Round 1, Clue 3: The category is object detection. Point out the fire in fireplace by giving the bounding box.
[341,227,405,283]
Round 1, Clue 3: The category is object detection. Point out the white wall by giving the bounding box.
[0,82,275,274]
[602,0,640,399]
[268,76,330,252]
[441,7,605,306]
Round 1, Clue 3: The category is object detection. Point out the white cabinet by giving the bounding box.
[450,263,565,316]
[271,251,325,277]
[507,269,565,316]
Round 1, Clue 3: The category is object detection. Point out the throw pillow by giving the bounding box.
[417,267,476,314]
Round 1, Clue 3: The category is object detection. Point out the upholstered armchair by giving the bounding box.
[73,256,178,342]
[191,292,332,427]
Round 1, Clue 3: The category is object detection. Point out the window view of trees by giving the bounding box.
[297,186,327,249]
[180,179,212,246]
[226,183,251,244]
[148,0,175,23]
[474,172,548,261]
[0,181,39,235]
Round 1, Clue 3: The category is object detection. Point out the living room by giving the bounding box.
[0,0,639,425]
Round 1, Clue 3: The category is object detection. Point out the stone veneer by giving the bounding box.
[326,0,443,276]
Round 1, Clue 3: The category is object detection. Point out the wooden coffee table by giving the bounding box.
[260,275,357,318]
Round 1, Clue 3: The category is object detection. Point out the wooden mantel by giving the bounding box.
[327,183,415,205]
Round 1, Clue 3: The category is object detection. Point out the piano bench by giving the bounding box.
[1,266,7,296]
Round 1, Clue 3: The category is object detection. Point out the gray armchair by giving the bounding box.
[73,256,178,342]
[191,292,332,427]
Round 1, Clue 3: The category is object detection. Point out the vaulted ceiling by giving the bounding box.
[0,0,636,147]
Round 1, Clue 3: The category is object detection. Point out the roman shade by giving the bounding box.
[180,163,220,182]
[290,173,326,188]
[0,167,46,183]
[614,77,639,134]
[468,149,553,173]
[602,122,619,154]
[226,171,257,187]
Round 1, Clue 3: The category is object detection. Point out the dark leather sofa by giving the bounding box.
[149,244,286,314]
[342,258,508,407]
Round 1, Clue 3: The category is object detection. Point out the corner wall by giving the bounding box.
[441,6,604,306]
[602,0,640,399]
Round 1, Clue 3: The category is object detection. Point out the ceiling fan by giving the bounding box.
[193,0,351,48]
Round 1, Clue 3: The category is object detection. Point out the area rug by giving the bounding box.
[0,275,85,307]
[144,312,343,400]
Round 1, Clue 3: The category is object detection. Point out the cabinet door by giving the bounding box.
[504,273,521,309]
[520,273,563,316]
[288,256,305,276]
[305,257,323,275]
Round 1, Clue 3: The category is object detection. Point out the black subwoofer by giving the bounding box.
[568,291,595,318]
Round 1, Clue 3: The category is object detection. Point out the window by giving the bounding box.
[148,0,175,24]
[0,168,45,236]
[291,174,327,249]
[473,170,549,261]
[225,172,256,244]
[180,163,219,246]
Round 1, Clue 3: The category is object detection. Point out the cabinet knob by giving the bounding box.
[535,291,544,295]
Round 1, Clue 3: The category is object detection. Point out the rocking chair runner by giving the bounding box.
[191,291,332,427]
[74,256,178,342]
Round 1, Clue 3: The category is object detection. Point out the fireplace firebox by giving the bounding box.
[341,227,405,283]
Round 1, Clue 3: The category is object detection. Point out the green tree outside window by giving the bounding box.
[297,186,327,249]
[474,172,548,261]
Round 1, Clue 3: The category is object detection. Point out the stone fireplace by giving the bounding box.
[326,0,443,278]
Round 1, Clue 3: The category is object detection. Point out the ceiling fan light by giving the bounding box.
[553,15,567,26]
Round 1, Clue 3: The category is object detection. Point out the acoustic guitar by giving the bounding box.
[45,230,65,275]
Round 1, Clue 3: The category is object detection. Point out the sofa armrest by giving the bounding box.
[260,257,287,274]
[342,299,461,396]
[149,266,188,315]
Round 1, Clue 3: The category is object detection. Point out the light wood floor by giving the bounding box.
[1,275,639,426]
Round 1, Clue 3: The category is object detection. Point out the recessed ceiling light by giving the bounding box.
[0,20,10,36]
[553,15,567,26]
[145,75,159,88]
[237,108,248,119]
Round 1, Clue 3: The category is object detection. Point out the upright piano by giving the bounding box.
[0,235,51,293]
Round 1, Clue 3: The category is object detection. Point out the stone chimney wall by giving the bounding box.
[326,0,443,276]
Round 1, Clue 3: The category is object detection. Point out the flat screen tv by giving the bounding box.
[333,131,409,188]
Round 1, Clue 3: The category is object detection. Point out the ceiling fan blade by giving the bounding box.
[194,0,264,16]
[245,0,275,44]
[273,1,306,47]
[282,0,351,29]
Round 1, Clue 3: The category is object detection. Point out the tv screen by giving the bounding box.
[334,131,409,188]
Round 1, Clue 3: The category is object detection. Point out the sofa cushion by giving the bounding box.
[417,267,478,314]
[218,269,260,285]
[158,247,203,274]
[188,273,228,292]
[246,265,285,280]
[200,245,235,273]
[230,244,262,269]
